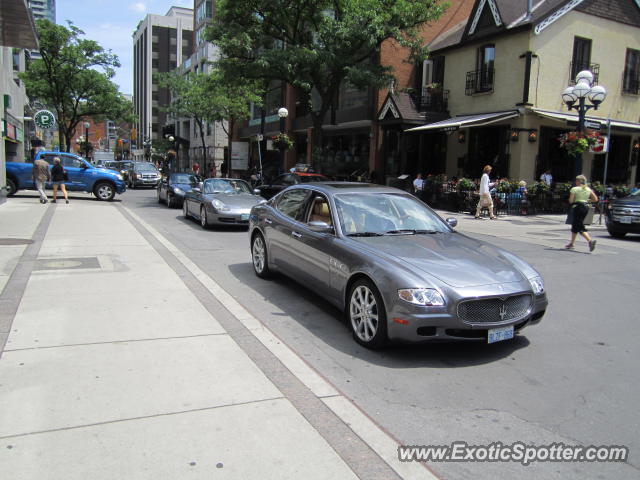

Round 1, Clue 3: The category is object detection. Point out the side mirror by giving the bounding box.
[308,221,334,234]
[446,217,458,229]
[192,187,201,193]
[253,188,261,195]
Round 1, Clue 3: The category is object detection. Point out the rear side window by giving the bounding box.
[276,189,309,221]
[61,156,84,168]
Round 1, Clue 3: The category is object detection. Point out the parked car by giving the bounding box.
[254,172,329,200]
[104,160,135,182]
[5,151,126,201]
[606,190,640,237]
[127,162,161,188]
[158,172,202,208]
[183,178,265,228]
[249,183,548,348]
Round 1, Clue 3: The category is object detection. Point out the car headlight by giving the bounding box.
[398,288,445,306]
[116,174,123,181]
[173,187,184,194]
[529,276,545,295]
[212,199,230,211]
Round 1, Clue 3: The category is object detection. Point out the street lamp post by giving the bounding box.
[143,138,151,163]
[76,136,84,156]
[83,121,91,162]
[277,107,288,174]
[166,134,176,172]
[561,70,607,176]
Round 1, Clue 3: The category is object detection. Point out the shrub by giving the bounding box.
[530,181,550,195]
[457,178,476,191]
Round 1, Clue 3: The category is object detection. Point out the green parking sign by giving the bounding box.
[34,110,56,129]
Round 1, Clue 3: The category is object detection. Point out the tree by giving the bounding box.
[207,0,445,153]
[157,69,262,176]
[20,20,131,152]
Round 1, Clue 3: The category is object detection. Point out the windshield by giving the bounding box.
[171,174,199,184]
[135,163,158,172]
[203,178,252,195]
[334,193,450,236]
[300,175,329,183]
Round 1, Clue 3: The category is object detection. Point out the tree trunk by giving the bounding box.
[227,117,235,177]
[196,118,207,173]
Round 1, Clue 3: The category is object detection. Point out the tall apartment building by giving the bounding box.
[28,0,55,22]
[132,6,193,154]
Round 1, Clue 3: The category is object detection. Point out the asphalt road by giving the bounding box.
[122,188,639,480]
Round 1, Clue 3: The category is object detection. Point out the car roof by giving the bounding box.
[295,182,408,195]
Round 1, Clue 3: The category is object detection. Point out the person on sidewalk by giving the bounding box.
[32,158,51,204]
[475,165,497,219]
[413,173,425,200]
[540,169,553,187]
[565,175,598,251]
[51,157,69,204]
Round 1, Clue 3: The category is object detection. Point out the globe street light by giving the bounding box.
[277,107,288,173]
[165,134,176,172]
[561,70,607,175]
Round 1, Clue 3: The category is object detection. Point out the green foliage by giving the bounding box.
[614,185,630,198]
[590,181,604,195]
[530,181,550,195]
[495,180,515,193]
[457,178,476,192]
[272,133,294,150]
[19,20,130,151]
[555,182,573,195]
[207,0,445,148]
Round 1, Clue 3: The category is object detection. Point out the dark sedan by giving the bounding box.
[606,190,640,237]
[249,183,548,348]
[255,172,329,200]
[157,173,201,208]
[183,178,265,228]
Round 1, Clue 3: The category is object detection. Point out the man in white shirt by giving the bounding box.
[413,173,425,200]
[540,169,552,186]
[475,165,497,219]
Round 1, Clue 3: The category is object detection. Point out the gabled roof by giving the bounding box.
[377,92,425,124]
[429,0,640,52]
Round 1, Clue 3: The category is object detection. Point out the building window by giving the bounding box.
[571,37,591,78]
[466,44,494,95]
[623,48,640,95]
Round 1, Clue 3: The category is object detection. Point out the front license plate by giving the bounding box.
[241,214,249,221]
[619,217,632,224]
[488,325,514,344]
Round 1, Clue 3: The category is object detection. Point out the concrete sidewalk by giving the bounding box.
[0,196,436,480]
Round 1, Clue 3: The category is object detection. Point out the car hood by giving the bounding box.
[204,193,263,207]
[95,168,120,176]
[611,197,640,207]
[170,183,195,191]
[353,232,528,288]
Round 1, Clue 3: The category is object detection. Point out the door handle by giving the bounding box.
[291,231,302,238]
[265,218,273,224]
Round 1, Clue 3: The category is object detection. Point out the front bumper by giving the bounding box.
[115,181,127,194]
[386,292,548,343]
[207,206,252,225]
[132,177,160,187]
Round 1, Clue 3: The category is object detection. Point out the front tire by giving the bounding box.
[166,193,174,208]
[6,178,17,197]
[347,279,387,349]
[157,188,163,203]
[200,205,208,229]
[94,181,116,201]
[251,232,271,278]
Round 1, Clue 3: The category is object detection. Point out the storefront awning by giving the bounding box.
[405,110,519,133]
[531,108,640,132]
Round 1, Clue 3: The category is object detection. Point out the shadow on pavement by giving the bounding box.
[226,262,529,368]
[11,193,121,203]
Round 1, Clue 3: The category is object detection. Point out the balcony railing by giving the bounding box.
[465,68,495,95]
[419,87,449,113]
[569,62,600,85]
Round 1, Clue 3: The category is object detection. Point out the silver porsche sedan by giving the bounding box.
[249,183,548,348]
[183,178,265,228]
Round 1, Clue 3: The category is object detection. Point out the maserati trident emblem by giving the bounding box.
[499,304,508,321]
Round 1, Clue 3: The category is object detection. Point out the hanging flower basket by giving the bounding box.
[272,133,294,150]
[558,130,600,156]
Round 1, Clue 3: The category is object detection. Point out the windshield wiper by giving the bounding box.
[385,229,440,235]
[346,232,384,237]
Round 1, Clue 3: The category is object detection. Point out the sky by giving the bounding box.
[56,0,193,96]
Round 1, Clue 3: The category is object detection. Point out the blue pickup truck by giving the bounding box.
[6,151,126,201]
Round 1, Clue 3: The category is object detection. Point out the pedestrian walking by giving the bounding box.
[565,175,598,251]
[475,165,497,219]
[32,158,51,203]
[51,157,69,204]
[413,173,425,200]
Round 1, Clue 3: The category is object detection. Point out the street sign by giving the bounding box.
[34,110,56,129]
[590,135,608,154]
[584,120,602,130]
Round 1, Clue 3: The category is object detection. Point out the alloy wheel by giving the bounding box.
[349,285,379,343]
[200,206,207,228]
[252,235,266,274]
